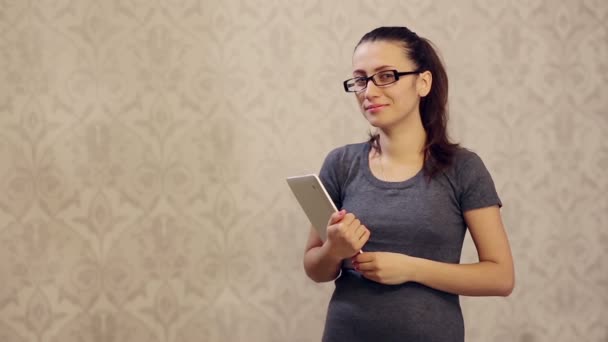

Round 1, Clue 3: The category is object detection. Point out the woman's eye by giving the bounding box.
[380,73,394,81]
[354,78,367,86]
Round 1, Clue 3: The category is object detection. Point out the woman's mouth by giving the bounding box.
[365,104,387,113]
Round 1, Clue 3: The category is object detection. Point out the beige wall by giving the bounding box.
[0,1,606,341]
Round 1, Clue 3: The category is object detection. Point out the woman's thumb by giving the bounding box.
[328,209,346,225]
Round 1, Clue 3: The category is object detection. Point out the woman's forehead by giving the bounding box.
[352,41,413,72]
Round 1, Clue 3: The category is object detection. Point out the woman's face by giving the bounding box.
[351,41,430,129]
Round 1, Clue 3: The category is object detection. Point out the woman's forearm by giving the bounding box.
[303,244,343,283]
[410,257,515,296]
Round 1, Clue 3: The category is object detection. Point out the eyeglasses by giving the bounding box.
[343,69,421,92]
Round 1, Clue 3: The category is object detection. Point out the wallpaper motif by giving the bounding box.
[0,1,606,341]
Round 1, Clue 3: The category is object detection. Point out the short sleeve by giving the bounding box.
[318,147,344,209]
[458,152,502,211]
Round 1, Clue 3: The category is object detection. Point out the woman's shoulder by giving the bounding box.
[319,142,369,194]
[446,146,501,208]
[325,141,368,161]
[452,146,481,164]
[449,146,494,179]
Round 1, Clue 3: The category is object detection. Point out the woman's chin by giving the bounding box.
[365,116,388,129]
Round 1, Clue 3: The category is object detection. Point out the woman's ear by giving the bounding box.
[417,70,432,97]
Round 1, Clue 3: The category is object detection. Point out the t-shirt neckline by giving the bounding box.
[361,142,424,189]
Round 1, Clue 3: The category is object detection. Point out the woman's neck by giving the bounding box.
[377,114,427,163]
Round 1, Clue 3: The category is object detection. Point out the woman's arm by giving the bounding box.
[413,205,514,296]
[304,211,371,283]
[303,226,343,282]
[354,205,515,296]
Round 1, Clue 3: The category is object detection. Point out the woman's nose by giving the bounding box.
[364,79,381,97]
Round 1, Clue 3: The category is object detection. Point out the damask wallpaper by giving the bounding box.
[0,1,606,341]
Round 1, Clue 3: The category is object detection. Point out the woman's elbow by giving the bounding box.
[303,258,334,283]
[304,266,338,283]
[497,274,515,297]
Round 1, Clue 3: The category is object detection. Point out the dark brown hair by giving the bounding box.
[356,26,460,179]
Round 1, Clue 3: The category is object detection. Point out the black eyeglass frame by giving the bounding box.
[342,69,422,92]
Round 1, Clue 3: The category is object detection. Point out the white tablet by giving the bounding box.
[286,174,337,241]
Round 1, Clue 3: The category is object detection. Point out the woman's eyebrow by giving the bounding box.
[352,65,397,75]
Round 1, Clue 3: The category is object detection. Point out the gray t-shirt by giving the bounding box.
[319,142,501,342]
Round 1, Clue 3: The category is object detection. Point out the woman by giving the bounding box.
[302,26,515,342]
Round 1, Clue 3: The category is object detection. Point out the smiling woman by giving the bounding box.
[302,26,515,342]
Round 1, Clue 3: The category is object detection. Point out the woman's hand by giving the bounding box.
[352,252,414,285]
[325,210,370,260]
